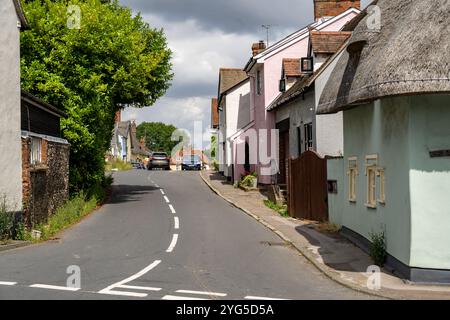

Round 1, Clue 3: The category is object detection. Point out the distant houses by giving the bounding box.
[212,0,450,282]
[108,111,149,163]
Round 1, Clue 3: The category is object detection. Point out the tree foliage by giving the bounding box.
[21,0,173,193]
[136,122,178,154]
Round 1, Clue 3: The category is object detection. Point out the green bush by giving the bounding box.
[0,196,25,243]
[32,193,98,241]
[369,231,387,267]
[264,200,289,217]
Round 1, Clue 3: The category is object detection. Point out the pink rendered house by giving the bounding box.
[233,0,360,185]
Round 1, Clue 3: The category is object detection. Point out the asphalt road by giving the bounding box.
[0,170,374,300]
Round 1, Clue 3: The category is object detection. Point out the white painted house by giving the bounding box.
[0,0,28,211]
[217,69,250,181]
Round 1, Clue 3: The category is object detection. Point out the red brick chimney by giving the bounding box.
[314,0,360,21]
[114,110,121,123]
[252,40,266,56]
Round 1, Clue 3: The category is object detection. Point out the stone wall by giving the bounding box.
[22,137,70,226]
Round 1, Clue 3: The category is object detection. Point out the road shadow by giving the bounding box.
[106,185,159,204]
[209,171,233,186]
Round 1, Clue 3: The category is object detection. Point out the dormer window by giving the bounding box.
[301,57,313,73]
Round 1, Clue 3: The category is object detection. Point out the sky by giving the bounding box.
[119,0,371,148]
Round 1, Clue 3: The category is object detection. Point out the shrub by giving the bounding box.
[0,196,26,242]
[33,192,98,241]
[263,200,289,217]
[369,231,387,267]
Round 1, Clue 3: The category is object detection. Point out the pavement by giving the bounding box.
[200,170,450,300]
[0,170,375,300]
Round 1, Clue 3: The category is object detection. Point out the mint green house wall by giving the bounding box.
[408,94,450,270]
[329,94,450,271]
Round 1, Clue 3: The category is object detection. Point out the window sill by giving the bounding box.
[349,199,357,204]
[29,165,49,172]
[365,203,377,209]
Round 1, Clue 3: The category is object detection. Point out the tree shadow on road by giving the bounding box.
[106,185,160,204]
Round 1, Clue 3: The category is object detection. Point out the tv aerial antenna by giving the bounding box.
[262,24,277,47]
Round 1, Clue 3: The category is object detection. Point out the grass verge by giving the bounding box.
[105,159,133,172]
[263,199,289,217]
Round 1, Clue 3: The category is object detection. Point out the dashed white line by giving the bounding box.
[0,281,17,286]
[174,217,180,229]
[162,295,208,300]
[163,196,170,203]
[244,296,287,300]
[166,234,179,253]
[30,284,80,292]
[160,189,165,195]
[98,260,161,296]
[155,184,160,188]
[117,284,162,292]
[176,289,226,297]
[169,204,176,214]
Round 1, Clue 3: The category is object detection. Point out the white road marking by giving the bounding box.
[174,217,180,229]
[169,204,176,214]
[244,296,287,300]
[160,189,165,195]
[117,285,162,291]
[176,290,226,297]
[164,196,170,203]
[30,284,80,292]
[166,234,179,253]
[98,260,161,295]
[155,184,160,188]
[162,295,208,300]
[99,290,147,298]
[0,281,17,286]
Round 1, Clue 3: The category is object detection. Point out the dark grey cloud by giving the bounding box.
[120,0,315,34]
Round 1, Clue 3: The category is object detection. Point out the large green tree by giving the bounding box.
[21,0,173,194]
[136,122,179,154]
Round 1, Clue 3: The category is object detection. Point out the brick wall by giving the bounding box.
[314,0,360,20]
[21,137,70,227]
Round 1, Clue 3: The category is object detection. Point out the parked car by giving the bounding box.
[148,152,171,170]
[131,161,145,169]
[182,155,202,171]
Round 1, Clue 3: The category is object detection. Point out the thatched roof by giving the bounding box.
[317,0,450,114]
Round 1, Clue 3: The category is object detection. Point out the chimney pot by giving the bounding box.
[252,40,267,56]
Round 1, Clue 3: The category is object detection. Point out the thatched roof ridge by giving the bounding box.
[317,0,450,114]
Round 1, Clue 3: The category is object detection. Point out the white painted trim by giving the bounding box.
[255,8,360,63]
[21,131,69,145]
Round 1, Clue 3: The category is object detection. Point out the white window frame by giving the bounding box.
[365,154,378,209]
[30,137,42,165]
[347,157,358,202]
[377,167,386,205]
